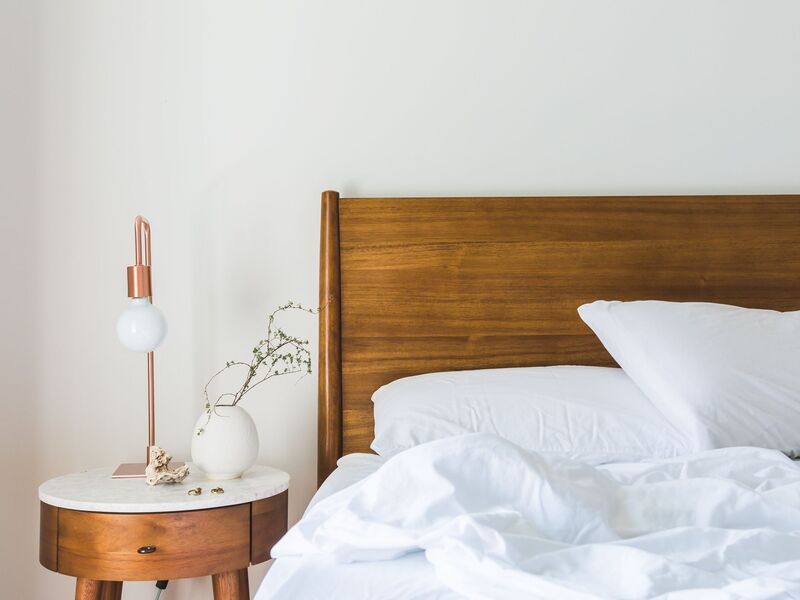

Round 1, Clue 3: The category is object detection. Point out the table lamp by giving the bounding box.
[112,216,168,478]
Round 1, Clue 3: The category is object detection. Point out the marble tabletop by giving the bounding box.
[39,465,290,513]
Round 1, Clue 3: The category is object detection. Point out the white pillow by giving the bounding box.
[371,366,701,463]
[578,300,800,455]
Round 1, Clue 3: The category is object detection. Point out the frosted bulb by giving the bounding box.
[116,298,167,352]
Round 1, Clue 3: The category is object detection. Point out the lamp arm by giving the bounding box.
[128,217,153,299]
[134,215,152,268]
[133,215,156,461]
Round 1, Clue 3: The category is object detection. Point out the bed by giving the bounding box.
[257,191,800,599]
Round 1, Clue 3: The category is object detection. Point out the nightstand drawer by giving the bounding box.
[57,504,251,581]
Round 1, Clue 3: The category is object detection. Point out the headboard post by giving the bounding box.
[318,190,343,486]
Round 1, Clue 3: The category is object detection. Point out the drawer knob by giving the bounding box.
[137,545,157,554]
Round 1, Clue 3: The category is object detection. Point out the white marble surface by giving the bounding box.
[39,464,289,513]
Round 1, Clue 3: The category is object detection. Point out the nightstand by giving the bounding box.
[38,465,289,600]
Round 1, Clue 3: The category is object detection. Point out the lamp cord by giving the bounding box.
[154,580,168,600]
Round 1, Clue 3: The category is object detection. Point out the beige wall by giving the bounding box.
[0,0,38,598]
[4,1,800,598]
[1,0,39,597]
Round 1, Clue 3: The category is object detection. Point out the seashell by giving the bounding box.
[145,446,190,486]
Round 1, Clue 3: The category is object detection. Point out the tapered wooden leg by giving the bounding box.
[101,581,123,600]
[75,578,103,600]
[212,568,249,600]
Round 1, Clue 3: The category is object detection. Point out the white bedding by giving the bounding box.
[372,366,702,463]
[262,434,800,600]
[258,454,458,599]
[258,453,458,599]
[258,553,457,599]
[308,453,385,511]
[578,300,800,455]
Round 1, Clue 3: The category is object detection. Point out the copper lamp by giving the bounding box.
[112,216,168,478]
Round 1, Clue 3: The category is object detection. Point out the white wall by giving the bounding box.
[1,0,38,597]
[6,0,800,598]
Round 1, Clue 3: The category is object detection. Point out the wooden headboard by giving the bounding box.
[317,191,800,484]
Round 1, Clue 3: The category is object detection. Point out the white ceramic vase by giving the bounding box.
[191,405,259,480]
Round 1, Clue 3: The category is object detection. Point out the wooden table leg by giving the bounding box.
[75,578,103,600]
[212,568,249,600]
[101,581,123,600]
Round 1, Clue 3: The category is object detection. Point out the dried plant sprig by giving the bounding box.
[196,301,317,435]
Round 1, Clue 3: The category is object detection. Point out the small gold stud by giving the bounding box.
[188,487,202,496]
[211,487,225,494]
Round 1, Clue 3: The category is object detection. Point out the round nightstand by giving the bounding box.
[39,465,289,600]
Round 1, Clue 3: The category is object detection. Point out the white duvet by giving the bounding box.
[272,434,800,599]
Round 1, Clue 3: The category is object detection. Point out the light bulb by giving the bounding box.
[116,297,167,352]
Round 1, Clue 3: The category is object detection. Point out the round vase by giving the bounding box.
[191,405,259,480]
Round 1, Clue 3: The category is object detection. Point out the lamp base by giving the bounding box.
[111,461,185,479]
[111,463,148,479]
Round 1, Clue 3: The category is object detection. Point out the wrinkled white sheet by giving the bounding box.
[257,553,460,600]
[257,454,459,600]
[308,453,385,512]
[272,434,800,599]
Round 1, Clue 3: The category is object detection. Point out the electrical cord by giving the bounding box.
[154,580,168,599]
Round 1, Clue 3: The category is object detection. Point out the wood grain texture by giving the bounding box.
[319,190,344,485]
[318,194,800,458]
[211,568,250,600]
[57,504,250,581]
[100,581,122,600]
[40,501,58,571]
[250,490,288,563]
[74,578,103,600]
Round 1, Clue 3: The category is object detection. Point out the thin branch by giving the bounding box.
[239,367,304,397]
[200,300,318,415]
